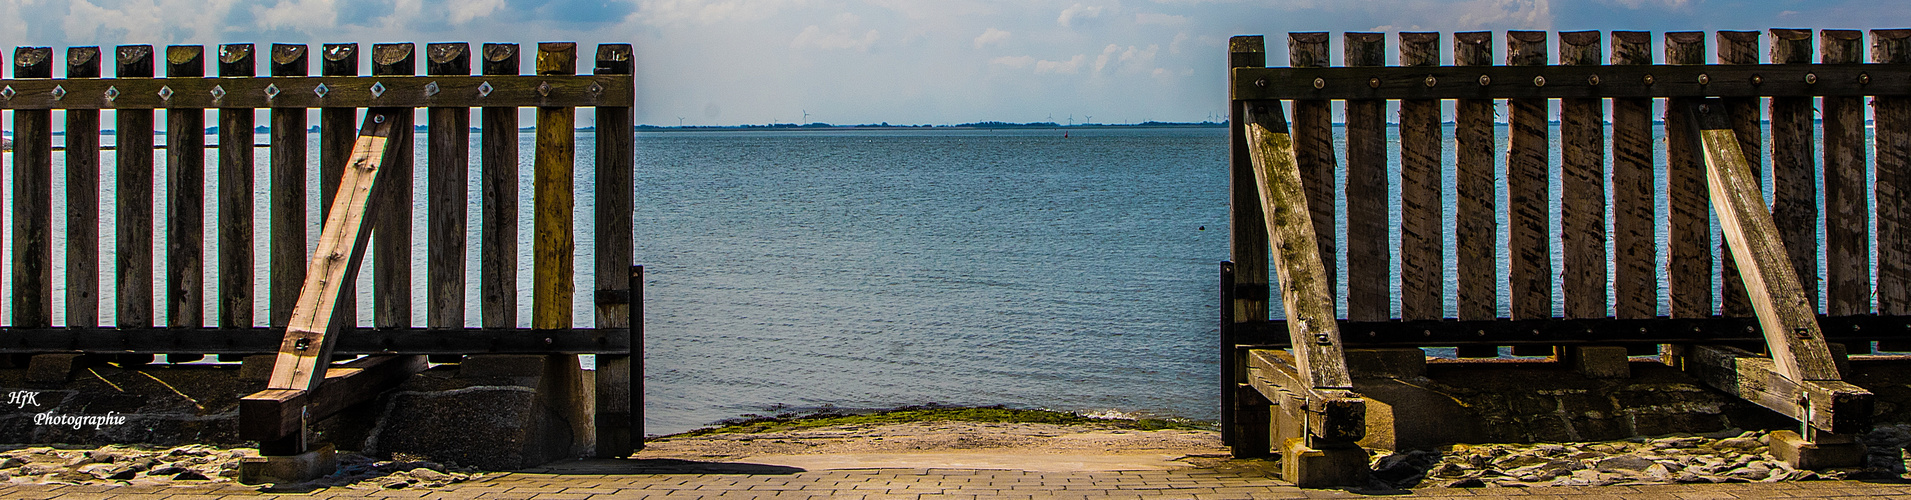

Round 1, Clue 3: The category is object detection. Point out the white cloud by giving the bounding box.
[990,55,1035,68]
[1603,0,1689,8]
[1057,3,1103,28]
[448,0,504,24]
[1035,54,1085,74]
[637,0,804,26]
[1094,43,1159,73]
[251,0,340,33]
[791,25,880,51]
[1168,32,1190,54]
[973,28,1011,48]
[1453,0,1553,29]
[1134,12,1189,27]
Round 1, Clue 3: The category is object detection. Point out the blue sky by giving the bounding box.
[1,0,1907,126]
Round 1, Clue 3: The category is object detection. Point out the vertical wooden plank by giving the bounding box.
[593,43,638,457]
[1398,32,1441,321]
[1224,35,1270,458]
[1289,33,1336,317]
[116,45,156,332]
[1559,31,1606,323]
[426,43,470,365]
[1822,30,1869,317]
[481,43,520,329]
[218,44,255,331]
[1665,32,1711,319]
[12,47,52,328]
[1507,31,1551,326]
[166,45,206,336]
[1717,31,1762,319]
[1454,31,1497,358]
[372,43,415,330]
[1611,31,1656,324]
[65,47,102,328]
[320,43,358,328]
[1455,31,1496,327]
[1770,29,1817,315]
[1874,29,1911,323]
[533,42,577,330]
[270,44,309,329]
[427,42,470,337]
[1344,32,1386,322]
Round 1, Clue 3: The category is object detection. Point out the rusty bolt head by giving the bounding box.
[1533,75,1546,87]
[1698,73,1710,85]
[1588,74,1601,86]
[1861,73,1872,85]
[1313,77,1324,89]
[1643,74,1655,85]
[1255,78,1267,88]
[1806,73,1818,84]
[1751,74,1763,85]
[1368,77,1381,88]
[1424,75,1437,87]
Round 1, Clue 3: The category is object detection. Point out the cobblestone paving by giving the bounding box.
[4,467,1910,499]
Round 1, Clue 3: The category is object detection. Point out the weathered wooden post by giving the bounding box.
[1222,34,1271,459]
[269,43,310,332]
[593,43,640,457]
[117,45,157,367]
[218,43,256,338]
[66,46,103,330]
[13,47,53,331]
[426,42,470,364]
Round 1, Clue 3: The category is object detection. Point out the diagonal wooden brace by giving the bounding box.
[241,108,409,451]
[1689,98,1873,435]
[1239,100,1367,449]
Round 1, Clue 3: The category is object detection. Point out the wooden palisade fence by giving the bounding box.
[0,41,640,461]
[1223,29,1910,485]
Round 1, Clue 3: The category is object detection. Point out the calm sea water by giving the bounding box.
[633,128,1227,435]
[13,121,1876,436]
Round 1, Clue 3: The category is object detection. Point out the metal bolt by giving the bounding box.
[1533,75,1546,87]
[1369,77,1381,88]
[1700,104,1711,114]
[1256,78,1268,88]
[1478,74,1490,86]
[1751,74,1763,85]
[1806,73,1818,84]
[373,115,386,124]
[294,338,310,351]
[1697,73,1710,85]
[1587,74,1601,86]
[1313,78,1325,89]
[1861,73,1872,85]
[1643,74,1655,85]
[544,337,555,344]
[1424,75,1437,87]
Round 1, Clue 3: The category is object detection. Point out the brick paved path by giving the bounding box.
[4,466,1910,499]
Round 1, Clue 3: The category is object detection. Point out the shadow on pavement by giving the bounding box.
[519,458,808,475]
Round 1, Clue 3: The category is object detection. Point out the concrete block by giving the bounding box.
[239,443,336,484]
[1279,438,1369,488]
[238,355,278,383]
[1769,430,1866,470]
[25,354,84,388]
[1568,346,1631,379]
[371,354,592,469]
[1346,349,1426,379]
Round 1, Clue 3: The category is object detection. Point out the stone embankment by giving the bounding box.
[0,444,484,490]
[1371,423,1911,489]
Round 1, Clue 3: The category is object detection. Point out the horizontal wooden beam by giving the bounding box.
[0,326,631,355]
[1234,63,1903,100]
[1682,344,1873,434]
[239,354,427,442]
[0,75,631,109]
[1247,349,1365,442]
[1226,315,1911,348]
